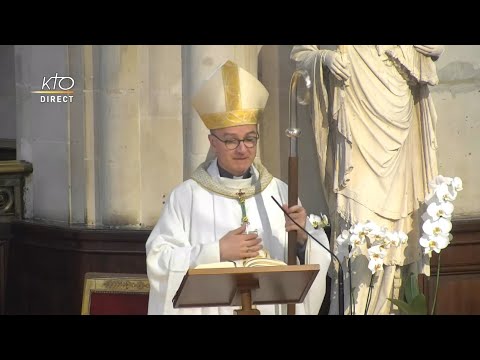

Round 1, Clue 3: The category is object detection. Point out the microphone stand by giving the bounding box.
[271,196,344,315]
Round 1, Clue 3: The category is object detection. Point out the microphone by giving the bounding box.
[271,196,344,315]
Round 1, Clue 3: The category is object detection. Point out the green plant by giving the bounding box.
[388,272,427,315]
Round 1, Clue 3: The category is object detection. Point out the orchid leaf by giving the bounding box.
[388,294,427,315]
[404,272,420,304]
[388,298,414,314]
[409,294,428,315]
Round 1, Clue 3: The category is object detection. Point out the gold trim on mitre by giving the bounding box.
[222,60,241,111]
[192,60,269,130]
[202,109,262,130]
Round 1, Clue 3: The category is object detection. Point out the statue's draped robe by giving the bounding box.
[291,45,439,314]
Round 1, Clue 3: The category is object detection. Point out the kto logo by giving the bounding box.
[31,73,75,103]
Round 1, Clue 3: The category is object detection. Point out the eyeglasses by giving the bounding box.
[211,133,259,150]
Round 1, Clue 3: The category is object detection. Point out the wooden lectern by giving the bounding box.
[172,264,319,315]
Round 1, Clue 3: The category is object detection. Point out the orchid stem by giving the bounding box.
[431,253,441,315]
[347,246,354,315]
[364,273,375,315]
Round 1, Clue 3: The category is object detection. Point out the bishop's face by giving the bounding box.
[208,124,258,177]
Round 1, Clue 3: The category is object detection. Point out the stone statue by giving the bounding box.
[290,45,444,314]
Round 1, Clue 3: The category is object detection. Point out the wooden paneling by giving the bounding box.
[426,273,480,314]
[0,148,15,161]
[0,139,15,161]
[422,218,480,314]
[6,218,480,315]
[0,223,11,315]
[6,220,150,315]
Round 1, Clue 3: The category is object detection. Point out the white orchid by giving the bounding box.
[382,175,463,315]
[422,217,452,238]
[413,175,463,315]
[336,220,409,313]
[426,201,454,221]
[350,222,368,240]
[429,175,453,190]
[368,259,384,274]
[335,220,406,268]
[336,229,350,247]
[367,245,387,274]
[308,213,329,229]
[336,229,364,260]
[452,177,463,192]
[369,227,387,246]
[419,175,463,258]
[363,220,379,234]
[419,234,451,256]
[435,183,457,202]
[398,231,408,245]
[335,229,351,262]
[384,231,400,248]
[368,244,387,258]
[308,214,321,229]
[321,214,329,227]
[349,233,364,248]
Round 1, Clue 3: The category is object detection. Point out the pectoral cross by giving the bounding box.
[236,189,249,226]
[236,189,245,202]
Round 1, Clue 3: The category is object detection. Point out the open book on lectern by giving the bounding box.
[194,249,287,269]
[173,248,320,313]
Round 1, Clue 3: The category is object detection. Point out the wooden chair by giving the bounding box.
[81,272,150,315]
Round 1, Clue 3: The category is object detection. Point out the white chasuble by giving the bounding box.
[146,159,331,315]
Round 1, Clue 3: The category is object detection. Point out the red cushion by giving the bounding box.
[89,292,149,315]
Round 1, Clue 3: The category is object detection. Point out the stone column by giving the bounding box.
[15,45,71,222]
[92,46,142,226]
[15,45,184,227]
[181,45,259,179]
[89,45,184,227]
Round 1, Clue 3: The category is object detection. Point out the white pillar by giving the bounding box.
[91,45,183,226]
[15,45,70,222]
[137,46,183,226]
[92,45,142,226]
[15,45,184,227]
